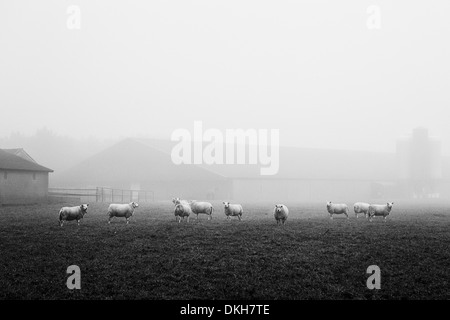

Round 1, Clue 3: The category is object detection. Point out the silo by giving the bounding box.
[429,137,442,180]
[396,136,410,180]
[395,127,442,197]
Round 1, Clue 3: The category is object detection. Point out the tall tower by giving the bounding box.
[396,127,442,197]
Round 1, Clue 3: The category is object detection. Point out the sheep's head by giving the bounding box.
[172,197,181,205]
[223,201,230,208]
[387,202,394,210]
[275,204,283,213]
[80,204,89,213]
[132,202,139,208]
[326,201,332,208]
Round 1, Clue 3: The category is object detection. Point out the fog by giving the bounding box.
[1,1,449,156]
[0,0,449,200]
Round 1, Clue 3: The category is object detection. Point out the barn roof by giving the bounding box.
[135,138,397,180]
[53,138,450,187]
[52,138,227,187]
[0,148,53,172]
[3,148,37,163]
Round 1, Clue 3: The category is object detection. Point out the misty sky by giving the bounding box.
[1,1,449,155]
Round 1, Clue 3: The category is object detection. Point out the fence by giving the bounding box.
[48,187,154,203]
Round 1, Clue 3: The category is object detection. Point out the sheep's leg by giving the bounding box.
[330,214,333,220]
[77,220,80,226]
[126,218,130,224]
[60,220,63,227]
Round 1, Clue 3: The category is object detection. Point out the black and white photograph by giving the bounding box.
[0,0,449,314]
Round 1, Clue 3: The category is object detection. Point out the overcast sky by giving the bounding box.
[1,0,449,154]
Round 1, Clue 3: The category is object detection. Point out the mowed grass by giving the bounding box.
[0,201,449,300]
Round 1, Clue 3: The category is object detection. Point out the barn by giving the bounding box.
[0,148,53,205]
[53,138,403,202]
[52,138,232,200]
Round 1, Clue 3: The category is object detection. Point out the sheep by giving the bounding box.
[223,202,243,221]
[273,204,289,225]
[189,201,214,220]
[107,202,139,224]
[174,203,193,223]
[59,204,89,226]
[326,201,349,219]
[353,202,371,219]
[368,202,394,222]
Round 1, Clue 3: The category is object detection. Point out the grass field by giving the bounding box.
[0,201,449,300]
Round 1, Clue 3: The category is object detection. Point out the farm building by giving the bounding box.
[53,138,434,202]
[51,138,232,201]
[0,148,53,205]
[53,132,450,202]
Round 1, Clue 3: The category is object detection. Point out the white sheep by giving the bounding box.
[223,202,243,221]
[353,202,371,218]
[273,204,289,225]
[368,202,394,222]
[189,201,214,220]
[59,204,89,226]
[107,202,139,224]
[327,201,349,219]
[174,203,193,223]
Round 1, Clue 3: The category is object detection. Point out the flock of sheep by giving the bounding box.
[58,198,395,226]
[327,201,394,222]
[58,202,139,226]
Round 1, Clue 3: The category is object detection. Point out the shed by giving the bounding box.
[0,148,53,205]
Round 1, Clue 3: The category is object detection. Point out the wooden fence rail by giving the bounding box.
[49,187,154,203]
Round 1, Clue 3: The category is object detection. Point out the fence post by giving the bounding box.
[122,189,124,202]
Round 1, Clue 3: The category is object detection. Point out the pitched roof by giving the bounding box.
[3,148,37,163]
[0,148,53,172]
[136,139,398,180]
[53,138,450,186]
[52,138,227,186]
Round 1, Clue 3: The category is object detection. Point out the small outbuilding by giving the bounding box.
[0,148,53,205]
